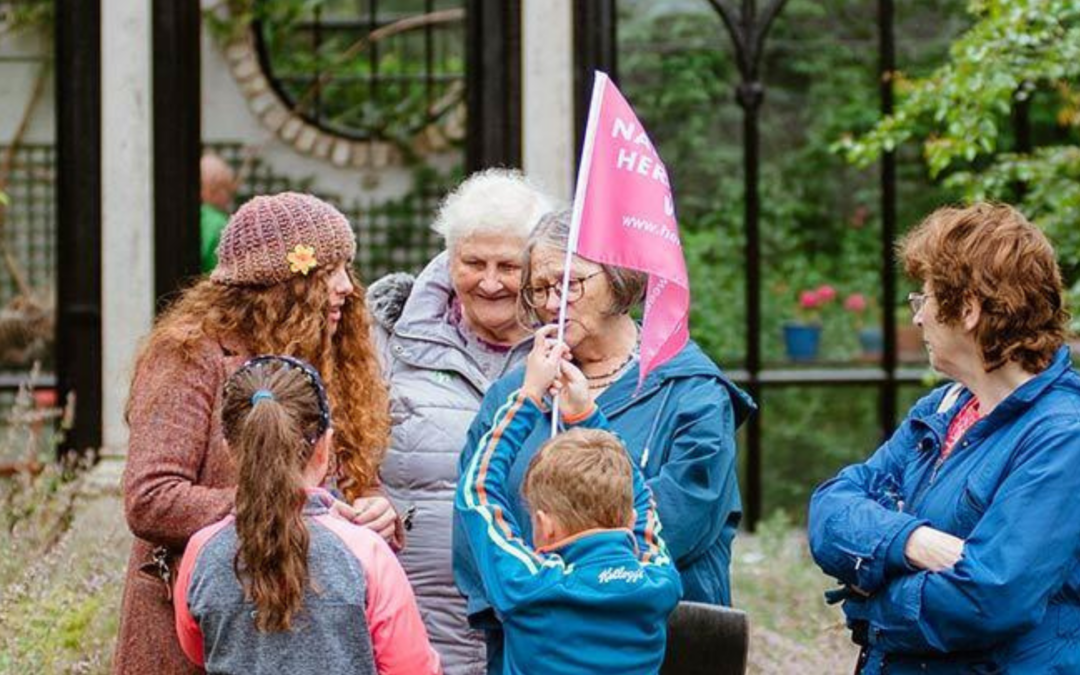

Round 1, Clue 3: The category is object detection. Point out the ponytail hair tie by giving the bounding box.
[251,389,275,405]
[234,355,331,436]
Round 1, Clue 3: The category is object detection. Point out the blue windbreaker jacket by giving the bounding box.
[453,340,755,673]
[809,346,1080,674]
[454,392,682,675]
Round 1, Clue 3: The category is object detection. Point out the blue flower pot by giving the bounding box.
[783,323,822,362]
[858,327,884,359]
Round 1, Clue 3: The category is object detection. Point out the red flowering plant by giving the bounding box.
[845,291,885,359]
[843,292,870,328]
[794,284,838,325]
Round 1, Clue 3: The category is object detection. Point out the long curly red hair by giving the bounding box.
[127,266,389,500]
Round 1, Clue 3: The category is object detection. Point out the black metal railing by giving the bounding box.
[607,0,957,528]
[252,0,467,142]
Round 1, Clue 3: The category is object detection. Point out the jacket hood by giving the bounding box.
[913,344,1080,444]
[366,251,457,337]
[366,271,416,332]
[385,252,462,344]
[634,340,756,427]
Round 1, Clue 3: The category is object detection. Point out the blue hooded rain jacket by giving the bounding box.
[809,346,1080,674]
[455,393,682,675]
[453,340,755,673]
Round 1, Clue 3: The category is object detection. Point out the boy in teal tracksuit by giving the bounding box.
[455,337,682,675]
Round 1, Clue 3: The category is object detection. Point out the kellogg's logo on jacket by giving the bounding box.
[598,566,646,584]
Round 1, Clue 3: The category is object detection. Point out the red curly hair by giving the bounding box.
[899,203,1068,373]
[127,265,389,501]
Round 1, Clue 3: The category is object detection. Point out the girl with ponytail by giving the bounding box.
[173,355,441,674]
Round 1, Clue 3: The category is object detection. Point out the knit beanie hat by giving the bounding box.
[211,192,357,287]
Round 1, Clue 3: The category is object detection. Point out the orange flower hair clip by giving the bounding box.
[287,244,318,275]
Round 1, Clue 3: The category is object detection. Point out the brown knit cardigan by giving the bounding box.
[113,335,248,674]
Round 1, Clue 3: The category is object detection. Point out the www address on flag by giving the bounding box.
[621,214,682,247]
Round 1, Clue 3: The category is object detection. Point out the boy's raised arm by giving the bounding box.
[454,390,563,615]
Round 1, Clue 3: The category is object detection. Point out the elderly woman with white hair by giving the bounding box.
[367,169,554,675]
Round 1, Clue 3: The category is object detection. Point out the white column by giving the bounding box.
[521,0,575,201]
[101,0,155,453]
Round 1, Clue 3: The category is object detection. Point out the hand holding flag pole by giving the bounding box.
[551,71,691,436]
[550,73,606,436]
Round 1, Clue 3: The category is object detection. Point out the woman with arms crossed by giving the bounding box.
[809,203,1080,673]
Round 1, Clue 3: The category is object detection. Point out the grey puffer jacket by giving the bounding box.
[369,253,531,675]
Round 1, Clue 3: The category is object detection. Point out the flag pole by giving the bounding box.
[552,71,608,437]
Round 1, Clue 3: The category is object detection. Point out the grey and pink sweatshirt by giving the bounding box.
[174,488,442,675]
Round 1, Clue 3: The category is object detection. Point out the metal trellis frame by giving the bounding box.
[583,0,909,530]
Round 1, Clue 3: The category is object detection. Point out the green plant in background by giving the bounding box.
[616,0,969,519]
[0,455,125,675]
[0,0,53,37]
[204,0,466,155]
[839,0,1080,314]
[619,0,966,372]
[0,373,123,674]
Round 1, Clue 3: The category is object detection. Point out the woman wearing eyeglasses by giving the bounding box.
[115,193,390,674]
[452,208,756,674]
[809,203,1080,674]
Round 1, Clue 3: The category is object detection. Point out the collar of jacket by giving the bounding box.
[387,251,454,341]
[912,344,1076,449]
[537,528,637,564]
[302,487,336,516]
[596,340,756,426]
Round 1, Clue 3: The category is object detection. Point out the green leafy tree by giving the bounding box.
[617,0,968,518]
[619,0,965,365]
[837,0,1080,310]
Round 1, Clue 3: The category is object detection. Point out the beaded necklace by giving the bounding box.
[581,324,640,390]
[584,350,636,381]
[583,352,638,390]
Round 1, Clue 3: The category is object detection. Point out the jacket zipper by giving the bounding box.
[928,456,945,486]
[908,432,944,514]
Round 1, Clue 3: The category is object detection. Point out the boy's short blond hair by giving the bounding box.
[522,427,634,536]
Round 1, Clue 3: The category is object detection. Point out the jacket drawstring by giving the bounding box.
[639,387,673,470]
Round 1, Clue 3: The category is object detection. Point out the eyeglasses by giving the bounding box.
[229,354,332,443]
[523,271,603,308]
[907,291,933,315]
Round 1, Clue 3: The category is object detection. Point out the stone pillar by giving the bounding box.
[522,0,574,201]
[101,0,154,452]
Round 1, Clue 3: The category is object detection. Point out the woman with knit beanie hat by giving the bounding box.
[114,192,392,675]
